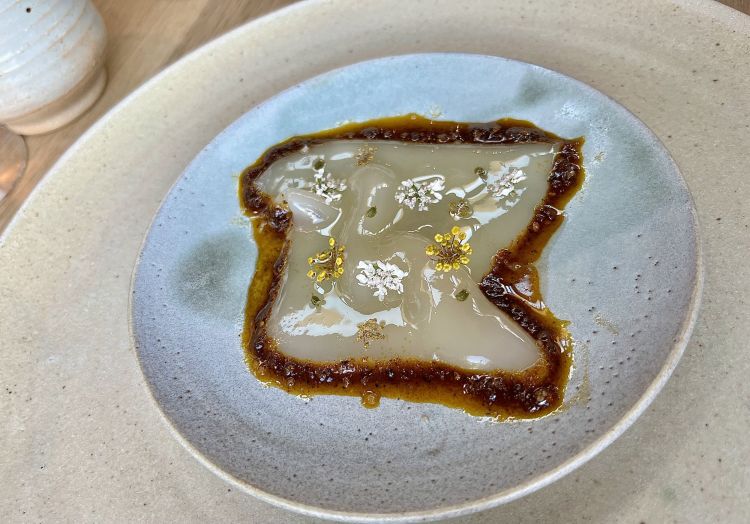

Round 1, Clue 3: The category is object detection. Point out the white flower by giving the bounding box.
[394,178,444,211]
[309,172,347,204]
[486,167,527,200]
[355,260,407,301]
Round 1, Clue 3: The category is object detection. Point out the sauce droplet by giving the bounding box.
[361,389,381,408]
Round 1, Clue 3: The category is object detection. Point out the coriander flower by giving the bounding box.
[355,260,407,301]
[486,167,527,200]
[309,172,347,204]
[394,178,445,211]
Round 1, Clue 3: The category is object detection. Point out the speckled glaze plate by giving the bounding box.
[131,53,700,522]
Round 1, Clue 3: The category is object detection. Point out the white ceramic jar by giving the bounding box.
[0,0,107,135]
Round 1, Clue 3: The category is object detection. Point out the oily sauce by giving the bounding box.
[239,115,584,419]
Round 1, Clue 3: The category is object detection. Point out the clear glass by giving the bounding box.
[0,126,27,202]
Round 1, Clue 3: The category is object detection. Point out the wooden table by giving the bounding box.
[0,0,746,232]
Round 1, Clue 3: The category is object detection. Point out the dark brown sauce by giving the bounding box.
[239,114,584,419]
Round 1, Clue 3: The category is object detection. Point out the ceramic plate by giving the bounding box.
[131,53,700,521]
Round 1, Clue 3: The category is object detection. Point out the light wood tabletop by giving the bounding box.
[0,0,746,232]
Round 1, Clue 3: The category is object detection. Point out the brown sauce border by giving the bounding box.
[239,114,584,419]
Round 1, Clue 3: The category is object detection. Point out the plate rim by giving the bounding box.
[129,51,704,523]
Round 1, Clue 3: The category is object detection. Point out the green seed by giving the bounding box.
[311,295,324,307]
[365,206,377,218]
[313,158,325,170]
[474,167,487,180]
[455,289,470,302]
